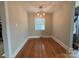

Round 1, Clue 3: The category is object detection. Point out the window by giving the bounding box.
[35,17,45,31]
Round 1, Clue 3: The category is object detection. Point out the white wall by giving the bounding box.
[0,2,11,57]
[52,2,74,51]
[75,1,79,7]
[4,2,28,57]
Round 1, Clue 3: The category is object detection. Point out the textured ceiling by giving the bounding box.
[21,1,70,13]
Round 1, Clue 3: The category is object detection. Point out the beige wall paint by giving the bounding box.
[52,2,74,50]
[5,2,28,57]
[28,13,52,36]
[3,1,74,57]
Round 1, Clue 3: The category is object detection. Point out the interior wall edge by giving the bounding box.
[11,37,29,58]
[51,35,73,53]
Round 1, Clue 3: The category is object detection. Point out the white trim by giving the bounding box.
[28,36,40,38]
[11,38,29,58]
[2,53,5,56]
[69,2,75,54]
[11,35,73,58]
[28,35,73,53]
[28,35,52,38]
[4,2,12,57]
[40,35,52,38]
[11,35,52,57]
[51,36,73,53]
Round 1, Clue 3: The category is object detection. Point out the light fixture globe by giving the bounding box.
[36,6,46,17]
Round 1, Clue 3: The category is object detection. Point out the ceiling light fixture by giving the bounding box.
[43,13,45,16]
[37,13,40,16]
[36,6,46,17]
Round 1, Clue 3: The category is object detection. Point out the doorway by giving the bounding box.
[73,3,79,50]
[0,16,4,57]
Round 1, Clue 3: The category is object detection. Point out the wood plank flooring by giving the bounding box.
[16,38,68,58]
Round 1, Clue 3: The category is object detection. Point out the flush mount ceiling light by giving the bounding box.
[36,6,46,17]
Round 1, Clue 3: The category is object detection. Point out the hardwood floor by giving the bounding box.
[16,37,68,58]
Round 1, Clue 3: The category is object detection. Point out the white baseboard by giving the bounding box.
[2,53,5,57]
[52,36,71,52]
[11,35,73,57]
[28,35,52,39]
[11,35,52,57]
[40,35,52,38]
[28,36,40,38]
[28,35,73,53]
[11,37,29,58]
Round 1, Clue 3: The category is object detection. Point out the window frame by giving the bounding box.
[34,17,45,31]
